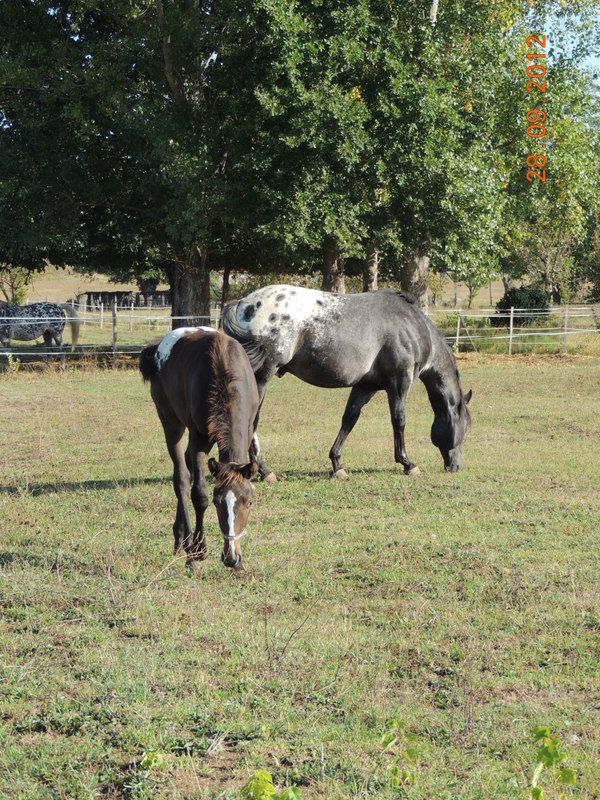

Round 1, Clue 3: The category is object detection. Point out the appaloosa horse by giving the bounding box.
[139,327,259,570]
[222,285,472,479]
[0,301,80,356]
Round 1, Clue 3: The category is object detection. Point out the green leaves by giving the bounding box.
[380,718,419,789]
[241,769,301,800]
[529,726,577,799]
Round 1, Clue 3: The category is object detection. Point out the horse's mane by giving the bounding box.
[211,462,248,489]
[207,332,240,455]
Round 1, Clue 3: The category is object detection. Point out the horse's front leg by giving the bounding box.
[386,382,419,475]
[162,422,194,555]
[250,367,278,482]
[188,439,209,563]
[329,385,377,478]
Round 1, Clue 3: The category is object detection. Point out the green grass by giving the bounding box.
[1,356,600,799]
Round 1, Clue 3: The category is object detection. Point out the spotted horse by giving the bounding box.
[0,301,80,366]
[222,285,472,479]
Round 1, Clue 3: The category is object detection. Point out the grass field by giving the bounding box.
[1,356,599,799]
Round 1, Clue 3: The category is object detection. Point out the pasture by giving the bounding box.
[1,356,599,799]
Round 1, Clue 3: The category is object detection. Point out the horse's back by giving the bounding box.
[142,328,258,437]
[224,285,436,388]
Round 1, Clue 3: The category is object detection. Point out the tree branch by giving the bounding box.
[154,0,188,108]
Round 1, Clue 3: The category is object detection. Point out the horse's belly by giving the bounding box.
[286,348,375,389]
[11,325,45,342]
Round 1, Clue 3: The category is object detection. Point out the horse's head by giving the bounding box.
[431,389,472,472]
[208,458,258,569]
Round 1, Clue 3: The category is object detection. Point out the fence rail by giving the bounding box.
[2,302,599,365]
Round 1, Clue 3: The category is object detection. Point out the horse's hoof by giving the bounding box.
[404,465,420,476]
[332,468,348,480]
[263,472,277,483]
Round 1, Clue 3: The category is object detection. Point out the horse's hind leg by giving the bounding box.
[329,385,377,477]
[44,329,65,369]
[386,381,418,475]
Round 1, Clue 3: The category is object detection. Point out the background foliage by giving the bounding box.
[1,0,600,312]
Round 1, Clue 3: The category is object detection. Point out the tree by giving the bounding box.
[2,0,599,315]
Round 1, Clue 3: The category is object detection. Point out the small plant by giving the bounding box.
[380,718,419,790]
[5,353,21,374]
[241,769,301,800]
[139,750,171,773]
[528,726,576,800]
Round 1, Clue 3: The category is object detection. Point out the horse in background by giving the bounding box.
[0,301,80,360]
[223,285,472,479]
[139,327,259,571]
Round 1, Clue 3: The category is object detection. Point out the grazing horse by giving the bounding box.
[222,285,472,478]
[139,327,259,570]
[0,301,80,357]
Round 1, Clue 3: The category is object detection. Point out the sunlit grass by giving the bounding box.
[1,357,599,798]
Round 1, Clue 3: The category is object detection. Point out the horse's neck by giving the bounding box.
[420,344,460,414]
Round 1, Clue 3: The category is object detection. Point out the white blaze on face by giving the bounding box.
[224,489,238,554]
[155,326,215,371]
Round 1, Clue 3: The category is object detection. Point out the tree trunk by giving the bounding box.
[400,248,429,313]
[429,0,439,25]
[167,244,211,329]
[220,259,232,313]
[322,246,345,293]
[362,248,379,292]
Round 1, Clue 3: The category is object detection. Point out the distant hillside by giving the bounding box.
[22,265,503,309]
[24,267,163,304]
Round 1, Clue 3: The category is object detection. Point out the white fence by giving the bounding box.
[2,301,599,365]
[429,305,600,355]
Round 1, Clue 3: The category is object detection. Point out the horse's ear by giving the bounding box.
[464,389,472,405]
[208,458,221,477]
[239,461,259,480]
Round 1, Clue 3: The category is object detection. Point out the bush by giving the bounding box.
[491,286,549,327]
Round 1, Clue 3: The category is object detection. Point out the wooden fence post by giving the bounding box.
[508,306,514,356]
[563,304,569,355]
[455,308,461,352]
[129,302,134,332]
[112,298,118,368]
[100,302,104,329]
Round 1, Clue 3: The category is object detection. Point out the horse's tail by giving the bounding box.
[221,301,268,372]
[139,343,159,382]
[61,304,80,351]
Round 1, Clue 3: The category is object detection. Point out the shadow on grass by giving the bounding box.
[0,475,170,496]
[268,465,405,481]
[1,465,411,497]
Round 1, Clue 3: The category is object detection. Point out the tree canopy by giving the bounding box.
[1,0,599,318]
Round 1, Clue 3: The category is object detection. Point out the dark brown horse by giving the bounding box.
[139,328,259,570]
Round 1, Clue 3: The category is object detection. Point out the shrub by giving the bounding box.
[491,286,549,327]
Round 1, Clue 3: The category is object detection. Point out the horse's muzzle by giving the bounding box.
[444,462,461,472]
[442,447,462,472]
[221,550,243,569]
